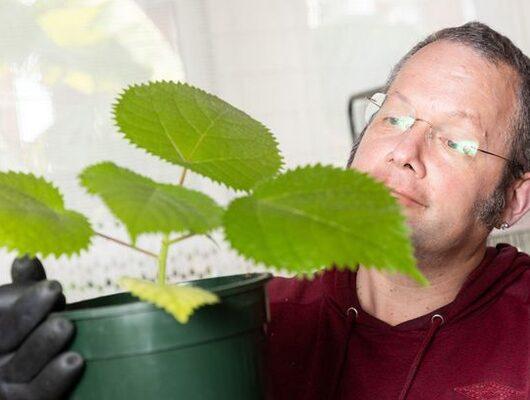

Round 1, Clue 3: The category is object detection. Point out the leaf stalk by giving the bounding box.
[178,168,188,186]
[157,233,170,285]
[95,232,157,258]
[169,233,195,245]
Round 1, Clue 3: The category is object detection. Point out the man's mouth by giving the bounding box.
[390,190,426,208]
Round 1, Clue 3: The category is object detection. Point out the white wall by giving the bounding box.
[0,0,528,300]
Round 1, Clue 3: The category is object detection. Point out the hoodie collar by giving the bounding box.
[323,243,530,331]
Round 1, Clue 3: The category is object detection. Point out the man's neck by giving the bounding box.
[356,242,487,326]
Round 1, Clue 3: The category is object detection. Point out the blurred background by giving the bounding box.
[1,0,529,301]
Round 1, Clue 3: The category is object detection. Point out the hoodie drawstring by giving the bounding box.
[329,306,358,399]
[398,314,444,400]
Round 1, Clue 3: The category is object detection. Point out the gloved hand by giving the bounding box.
[0,256,84,400]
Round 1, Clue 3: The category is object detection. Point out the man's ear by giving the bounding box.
[502,171,530,226]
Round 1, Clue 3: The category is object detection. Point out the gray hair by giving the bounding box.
[347,21,530,229]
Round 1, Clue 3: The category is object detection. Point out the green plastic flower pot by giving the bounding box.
[54,273,272,400]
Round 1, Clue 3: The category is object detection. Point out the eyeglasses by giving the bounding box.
[363,92,524,177]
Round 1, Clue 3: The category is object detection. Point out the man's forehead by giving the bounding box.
[395,41,519,102]
[392,40,508,94]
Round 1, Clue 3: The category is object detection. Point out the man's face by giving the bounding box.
[350,40,518,255]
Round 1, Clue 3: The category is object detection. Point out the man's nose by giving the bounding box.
[384,122,430,177]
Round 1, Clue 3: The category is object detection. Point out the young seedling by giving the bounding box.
[0,81,426,323]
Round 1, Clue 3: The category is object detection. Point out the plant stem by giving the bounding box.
[157,233,170,285]
[97,169,190,281]
[178,168,188,185]
[156,168,189,282]
[95,232,157,258]
[168,233,195,245]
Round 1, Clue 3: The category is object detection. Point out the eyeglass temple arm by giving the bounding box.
[347,87,385,142]
[478,148,524,175]
[366,97,382,107]
[478,148,512,163]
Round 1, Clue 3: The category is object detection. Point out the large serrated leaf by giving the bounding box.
[113,81,283,191]
[79,162,224,244]
[120,277,220,323]
[0,172,92,258]
[224,165,425,284]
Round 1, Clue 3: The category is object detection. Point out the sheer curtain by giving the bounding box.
[1,0,528,300]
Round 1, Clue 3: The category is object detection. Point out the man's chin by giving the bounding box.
[405,219,432,249]
[401,210,422,229]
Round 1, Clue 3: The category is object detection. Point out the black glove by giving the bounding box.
[0,256,84,400]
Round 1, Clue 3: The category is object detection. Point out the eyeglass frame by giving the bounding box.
[363,93,525,179]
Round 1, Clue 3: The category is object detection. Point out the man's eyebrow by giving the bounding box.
[392,90,412,105]
[447,109,481,125]
[393,90,479,122]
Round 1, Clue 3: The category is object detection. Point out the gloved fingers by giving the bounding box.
[54,292,67,312]
[0,353,12,369]
[0,381,32,400]
[30,351,84,400]
[10,257,66,311]
[0,352,84,400]
[0,280,63,353]
[0,283,33,315]
[0,317,74,383]
[11,256,46,284]
[0,283,65,316]
[0,256,49,313]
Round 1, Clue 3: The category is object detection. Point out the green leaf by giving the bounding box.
[224,164,426,284]
[0,172,92,257]
[120,277,220,323]
[79,162,224,244]
[113,81,283,191]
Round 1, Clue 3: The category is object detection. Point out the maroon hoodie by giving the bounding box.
[265,243,530,399]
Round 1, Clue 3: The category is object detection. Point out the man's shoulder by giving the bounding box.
[266,274,325,306]
[504,259,530,304]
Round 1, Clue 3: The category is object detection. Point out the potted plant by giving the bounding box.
[1,81,425,399]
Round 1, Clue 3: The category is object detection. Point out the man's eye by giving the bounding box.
[383,116,414,131]
[446,139,478,156]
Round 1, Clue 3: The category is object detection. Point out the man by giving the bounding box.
[265,22,530,399]
[0,21,529,399]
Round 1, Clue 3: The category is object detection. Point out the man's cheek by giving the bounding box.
[435,188,472,221]
[350,145,384,175]
[351,163,385,185]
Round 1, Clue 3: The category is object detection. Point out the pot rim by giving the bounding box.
[57,272,272,321]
